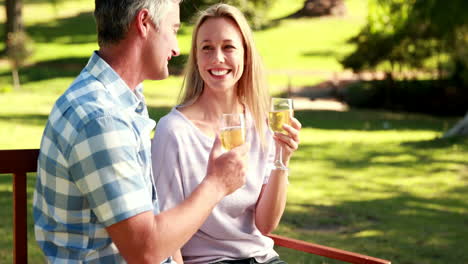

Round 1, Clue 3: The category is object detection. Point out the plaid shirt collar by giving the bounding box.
[85,51,144,113]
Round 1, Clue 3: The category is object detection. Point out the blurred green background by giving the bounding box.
[1,0,467,263]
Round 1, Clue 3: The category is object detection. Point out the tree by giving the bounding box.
[3,0,33,90]
[341,0,468,137]
[288,0,346,18]
[444,113,468,138]
[4,0,23,54]
[6,31,33,90]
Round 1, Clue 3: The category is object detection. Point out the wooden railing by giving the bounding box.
[0,149,38,264]
[0,149,391,264]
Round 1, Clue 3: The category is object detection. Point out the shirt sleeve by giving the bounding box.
[151,117,186,212]
[68,115,153,227]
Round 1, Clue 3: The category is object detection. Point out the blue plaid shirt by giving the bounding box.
[33,52,170,263]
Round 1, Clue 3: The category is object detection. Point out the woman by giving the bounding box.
[151,3,301,264]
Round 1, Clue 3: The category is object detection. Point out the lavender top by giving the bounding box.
[151,107,278,264]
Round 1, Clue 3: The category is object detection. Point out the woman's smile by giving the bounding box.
[209,68,232,77]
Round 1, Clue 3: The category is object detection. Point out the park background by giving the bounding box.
[1,0,467,263]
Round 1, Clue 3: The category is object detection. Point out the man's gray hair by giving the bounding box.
[95,0,179,47]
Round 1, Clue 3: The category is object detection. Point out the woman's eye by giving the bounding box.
[202,46,212,50]
[224,45,235,49]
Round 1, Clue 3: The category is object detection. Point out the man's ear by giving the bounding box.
[135,8,153,38]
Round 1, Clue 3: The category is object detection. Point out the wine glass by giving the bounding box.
[220,113,245,151]
[268,97,293,170]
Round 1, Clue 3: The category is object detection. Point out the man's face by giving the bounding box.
[145,3,180,80]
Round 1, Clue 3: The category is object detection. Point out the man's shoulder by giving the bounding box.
[57,71,116,120]
[45,70,122,147]
[68,70,109,104]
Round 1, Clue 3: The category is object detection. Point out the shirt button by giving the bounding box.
[136,102,144,113]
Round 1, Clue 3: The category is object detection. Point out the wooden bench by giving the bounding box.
[0,149,391,264]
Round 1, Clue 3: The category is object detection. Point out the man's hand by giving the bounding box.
[205,135,248,197]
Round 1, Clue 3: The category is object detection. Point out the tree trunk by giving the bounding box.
[444,112,468,138]
[290,0,346,18]
[11,66,21,90]
[4,0,23,53]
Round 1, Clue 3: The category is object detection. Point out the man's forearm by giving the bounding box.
[107,178,226,263]
[152,179,225,254]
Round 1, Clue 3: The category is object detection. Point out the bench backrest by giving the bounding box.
[0,149,39,264]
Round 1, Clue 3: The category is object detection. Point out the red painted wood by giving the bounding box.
[0,149,39,173]
[268,234,391,264]
[0,149,38,264]
[13,171,28,264]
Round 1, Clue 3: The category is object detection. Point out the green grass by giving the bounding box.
[273,110,468,264]
[1,109,467,263]
[1,0,468,263]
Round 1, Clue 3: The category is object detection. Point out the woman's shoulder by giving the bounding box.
[156,108,189,129]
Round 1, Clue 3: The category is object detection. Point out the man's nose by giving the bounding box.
[172,40,180,57]
[172,47,180,57]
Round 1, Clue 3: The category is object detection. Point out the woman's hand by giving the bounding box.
[273,117,301,166]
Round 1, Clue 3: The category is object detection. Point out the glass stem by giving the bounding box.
[274,141,288,170]
[278,146,283,166]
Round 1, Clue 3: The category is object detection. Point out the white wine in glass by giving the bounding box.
[220,113,245,151]
[268,109,292,134]
[268,98,293,170]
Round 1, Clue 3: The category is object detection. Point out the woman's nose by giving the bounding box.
[212,48,224,63]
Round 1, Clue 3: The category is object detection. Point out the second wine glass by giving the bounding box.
[268,97,293,170]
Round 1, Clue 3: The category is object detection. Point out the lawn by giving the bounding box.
[1,109,467,263]
[1,0,468,263]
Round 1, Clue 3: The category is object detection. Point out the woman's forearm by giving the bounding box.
[254,169,289,234]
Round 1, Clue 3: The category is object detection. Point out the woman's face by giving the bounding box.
[196,17,245,93]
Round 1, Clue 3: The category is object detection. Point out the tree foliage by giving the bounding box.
[342,0,468,137]
[341,0,468,84]
[181,0,274,29]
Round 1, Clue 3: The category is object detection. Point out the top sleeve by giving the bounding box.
[68,115,153,227]
[151,116,186,212]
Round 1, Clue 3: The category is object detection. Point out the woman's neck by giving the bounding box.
[178,85,244,138]
[194,87,243,122]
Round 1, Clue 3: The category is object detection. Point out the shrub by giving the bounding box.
[344,79,468,116]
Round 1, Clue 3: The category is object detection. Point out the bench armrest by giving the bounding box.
[267,234,391,264]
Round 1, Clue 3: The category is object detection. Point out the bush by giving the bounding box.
[344,79,468,116]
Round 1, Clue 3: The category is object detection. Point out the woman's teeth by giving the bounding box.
[210,70,230,76]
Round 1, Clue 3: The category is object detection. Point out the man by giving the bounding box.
[33,0,248,263]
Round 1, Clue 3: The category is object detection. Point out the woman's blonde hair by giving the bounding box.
[179,3,270,144]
